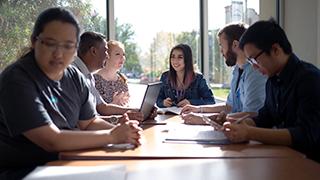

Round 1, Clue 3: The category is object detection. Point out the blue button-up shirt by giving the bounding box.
[227,62,267,113]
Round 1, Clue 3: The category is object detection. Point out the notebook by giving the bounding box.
[138,81,162,121]
[164,124,230,144]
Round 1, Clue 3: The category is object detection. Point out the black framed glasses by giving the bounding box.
[36,36,78,53]
[247,50,264,65]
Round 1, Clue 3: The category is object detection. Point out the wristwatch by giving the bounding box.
[109,116,119,124]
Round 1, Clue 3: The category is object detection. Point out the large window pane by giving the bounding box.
[208,0,259,99]
[0,0,107,71]
[113,0,199,83]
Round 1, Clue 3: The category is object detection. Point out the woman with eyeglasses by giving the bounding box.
[156,44,215,108]
[0,7,142,179]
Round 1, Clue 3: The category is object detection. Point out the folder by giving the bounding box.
[164,124,230,145]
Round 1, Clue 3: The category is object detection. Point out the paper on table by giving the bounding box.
[164,124,230,144]
[23,165,126,180]
[158,106,182,115]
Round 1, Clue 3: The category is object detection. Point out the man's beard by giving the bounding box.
[225,50,237,67]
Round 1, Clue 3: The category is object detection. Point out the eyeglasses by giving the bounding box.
[247,50,264,65]
[36,36,77,53]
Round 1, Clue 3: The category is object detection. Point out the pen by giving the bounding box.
[232,114,250,124]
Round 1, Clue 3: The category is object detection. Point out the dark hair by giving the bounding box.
[78,31,106,57]
[31,7,80,44]
[169,44,195,89]
[217,23,247,46]
[239,19,292,55]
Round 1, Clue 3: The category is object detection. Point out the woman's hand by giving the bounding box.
[177,99,190,107]
[112,91,130,106]
[163,98,174,107]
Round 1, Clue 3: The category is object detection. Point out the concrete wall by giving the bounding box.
[283,0,319,66]
[260,0,277,20]
[259,0,319,67]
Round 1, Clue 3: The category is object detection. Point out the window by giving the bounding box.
[113,0,200,83]
[0,0,267,100]
[0,0,107,71]
[208,0,260,89]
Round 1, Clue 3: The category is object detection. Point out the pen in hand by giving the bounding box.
[231,114,250,124]
[202,114,251,130]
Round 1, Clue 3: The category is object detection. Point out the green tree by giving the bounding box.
[115,19,142,76]
[209,29,231,85]
[176,31,199,67]
[151,32,175,76]
[144,30,200,81]
[0,0,100,70]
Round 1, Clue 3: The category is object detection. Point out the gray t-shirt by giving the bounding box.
[0,51,96,167]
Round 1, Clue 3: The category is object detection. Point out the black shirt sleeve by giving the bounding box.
[288,70,320,156]
[0,68,52,137]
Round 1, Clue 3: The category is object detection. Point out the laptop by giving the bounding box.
[139,81,162,121]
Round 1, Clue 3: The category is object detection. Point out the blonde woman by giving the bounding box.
[94,40,129,106]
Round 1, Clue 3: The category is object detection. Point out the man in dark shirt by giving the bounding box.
[222,19,320,162]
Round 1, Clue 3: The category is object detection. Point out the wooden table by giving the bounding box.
[59,115,304,160]
[48,158,320,180]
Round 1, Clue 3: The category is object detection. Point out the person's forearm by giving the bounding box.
[97,103,129,115]
[84,118,114,130]
[247,127,292,146]
[53,129,115,151]
[24,125,115,152]
[201,103,231,113]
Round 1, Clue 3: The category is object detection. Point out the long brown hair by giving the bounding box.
[168,44,195,89]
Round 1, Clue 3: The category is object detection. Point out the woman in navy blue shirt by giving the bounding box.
[156,44,215,108]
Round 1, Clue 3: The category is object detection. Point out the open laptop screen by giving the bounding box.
[139,81,162,121]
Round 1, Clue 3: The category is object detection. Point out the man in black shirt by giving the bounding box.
[222,19,320,162]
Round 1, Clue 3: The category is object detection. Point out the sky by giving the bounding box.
[90,0,259,51]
